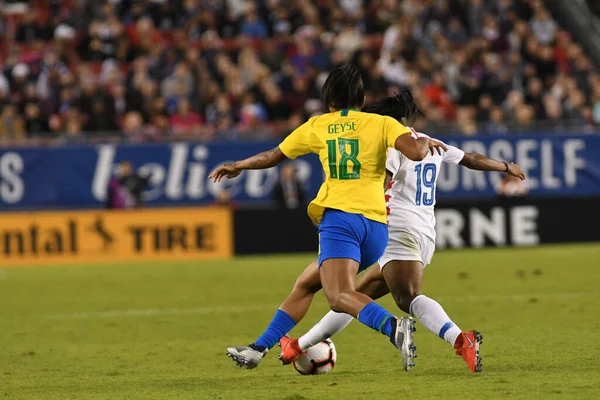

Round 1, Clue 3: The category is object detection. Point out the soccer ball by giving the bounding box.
[293,339,337,375]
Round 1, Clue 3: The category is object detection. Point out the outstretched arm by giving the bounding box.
[459,153,526,180]
[234,147,288,170]
[209,147,288,182]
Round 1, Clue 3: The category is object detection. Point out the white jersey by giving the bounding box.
[386,131,465,242]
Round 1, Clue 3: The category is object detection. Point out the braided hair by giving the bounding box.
[321,63,366,111]
[362,90,423,126]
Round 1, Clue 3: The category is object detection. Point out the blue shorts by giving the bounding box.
[317,209,388,273]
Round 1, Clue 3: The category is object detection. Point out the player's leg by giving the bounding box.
[356,264,391,298]
[279,260,321,322]
[319,258,371,316]
[317,211,415,370]
[284,265,391,363]
[381,234,482,372]
[226,261,322,369]
[295,266,390,350]
[381,259,423,314]
[280,257,399,365]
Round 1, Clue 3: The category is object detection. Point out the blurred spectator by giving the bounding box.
[335,22,362,62]
[106,161,149,209]
[85,99,118,134]
[122,111,146,141]
[213,187,238,209]
[261,82,292,121]
[530,9,557,45]
[446,18,469,46]
[0,73,9,99]
[170,98,203,137]
[273,163,305,210]
[240,6,268,39]
[515,105,535,129]
[10,63,30,99]
[16,10,53,43]
[526,78,545,119]
[496,174,528,197]
[48,114,64,137]
[476,95,493,122]
[0,0,597,146]
[487,108,509,135]
[456,107,478,136]
[161,63,194,100]
[24,103,49,137]
[0,104,26,142]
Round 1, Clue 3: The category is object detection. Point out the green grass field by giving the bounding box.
[1,244,600,400]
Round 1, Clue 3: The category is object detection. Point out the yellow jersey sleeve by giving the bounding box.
[383,116,411,149]
[278,119,314,159]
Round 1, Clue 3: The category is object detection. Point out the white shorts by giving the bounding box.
[378,229,435,270]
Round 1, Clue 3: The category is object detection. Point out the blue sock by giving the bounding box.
[253,309,297,350]
[357,302,394,337]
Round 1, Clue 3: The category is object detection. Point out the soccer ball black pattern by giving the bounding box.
[293,339,337,375]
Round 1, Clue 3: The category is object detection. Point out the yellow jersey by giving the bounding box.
[279,108,411,224]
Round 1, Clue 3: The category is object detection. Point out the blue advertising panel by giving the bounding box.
[0,135,598,210]
[436,135,596,197]
[0,141,322,210]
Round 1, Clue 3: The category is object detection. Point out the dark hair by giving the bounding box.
[321,63,365,111]
[362,90,423,125]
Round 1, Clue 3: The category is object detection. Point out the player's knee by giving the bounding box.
[324,294,343,313]
[391,287,420,314]
[324,291,351,313]
[292,274,320,296]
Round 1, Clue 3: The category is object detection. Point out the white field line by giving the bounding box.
[0,270,5,280]
[46,304,280,320]
[43,291,599,320]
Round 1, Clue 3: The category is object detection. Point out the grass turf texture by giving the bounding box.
[1,244,600,400]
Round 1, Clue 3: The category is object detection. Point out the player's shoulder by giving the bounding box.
[305,114,321,125]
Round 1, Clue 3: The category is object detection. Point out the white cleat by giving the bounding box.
[226,346,267,369]
[390,316,417,371]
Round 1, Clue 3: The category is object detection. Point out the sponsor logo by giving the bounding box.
[465,335,475,349]
[0,152,24,204]
[91,143,315,204]
[1,207,233,266]
[436,205,540,249]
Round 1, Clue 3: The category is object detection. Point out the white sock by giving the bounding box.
[298,311,354,350]
[409,295,462,347]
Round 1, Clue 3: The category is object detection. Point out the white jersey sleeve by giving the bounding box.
[386,148,402,175]
[411,132,465,165]
[442,144,465,165]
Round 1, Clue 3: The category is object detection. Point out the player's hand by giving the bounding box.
[507,162,526,180]
[428,139,448,155]
[209,163,242,182]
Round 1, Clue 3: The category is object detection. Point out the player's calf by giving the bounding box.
[381,259,423,314]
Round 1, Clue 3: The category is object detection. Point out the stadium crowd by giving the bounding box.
[0,0,599,144]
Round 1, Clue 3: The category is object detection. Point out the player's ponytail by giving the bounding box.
[362,89,423,125]
[393,90,423,125]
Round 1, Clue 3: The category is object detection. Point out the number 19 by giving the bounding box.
[415,163,437,206]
